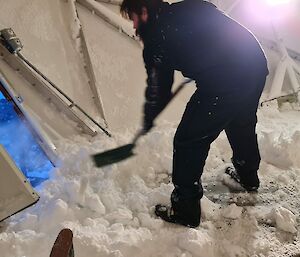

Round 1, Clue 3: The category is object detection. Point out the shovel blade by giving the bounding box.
[92,143,135,167]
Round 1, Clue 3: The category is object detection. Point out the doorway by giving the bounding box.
[0,86,54,187]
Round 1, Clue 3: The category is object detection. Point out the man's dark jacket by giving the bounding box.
[142,0,269,126]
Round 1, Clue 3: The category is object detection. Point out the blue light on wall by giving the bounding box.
[0,91,54,187]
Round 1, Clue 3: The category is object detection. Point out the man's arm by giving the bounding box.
[143,46,174,132]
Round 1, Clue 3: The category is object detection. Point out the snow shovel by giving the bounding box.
[92,79,192,167]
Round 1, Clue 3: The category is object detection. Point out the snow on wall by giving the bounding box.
[0,0,103,125]
[76,4,145,132]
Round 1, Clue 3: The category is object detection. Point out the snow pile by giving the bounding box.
[272,206,297,234]
[201,196,222,221]
[221,203,243,220]
[0,106,300,257]
[258,105,300,169]
[260,130,300,169]
[178,229,216,257]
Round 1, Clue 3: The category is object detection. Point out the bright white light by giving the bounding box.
[266,0,291,6]
[245,0,296,24]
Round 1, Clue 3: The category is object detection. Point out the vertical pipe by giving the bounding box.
[268,58,287,99]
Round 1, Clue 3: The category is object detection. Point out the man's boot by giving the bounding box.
[155,191,201,228]
[224,166,259,192]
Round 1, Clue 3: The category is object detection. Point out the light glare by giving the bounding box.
[266,0,291,6]
[245,0,296,25]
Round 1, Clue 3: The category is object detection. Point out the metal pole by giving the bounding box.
[17,52,112,137]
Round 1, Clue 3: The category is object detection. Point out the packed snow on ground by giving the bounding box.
[0,103,299,257]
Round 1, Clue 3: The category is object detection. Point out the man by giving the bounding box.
[120,0,269,228]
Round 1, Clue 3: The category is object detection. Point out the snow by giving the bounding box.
[272,206,297,234]
[0,1,300,257]
[1,106,300,257]
[79,0,137,40]
[221,204,243,220]
[0,0,104,126]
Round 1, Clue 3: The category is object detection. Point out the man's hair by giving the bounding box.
[120,0,163,19]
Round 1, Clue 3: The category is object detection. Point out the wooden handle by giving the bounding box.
[50,229,74,257]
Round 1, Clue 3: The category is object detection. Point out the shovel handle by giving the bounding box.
[170,78,193,100]
[132,78,193,145]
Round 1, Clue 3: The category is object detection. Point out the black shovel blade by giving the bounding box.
[92,143,136,167]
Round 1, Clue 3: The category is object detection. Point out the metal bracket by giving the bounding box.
[0,28,23,54]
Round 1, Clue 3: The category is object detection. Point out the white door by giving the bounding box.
[0,144,39,222]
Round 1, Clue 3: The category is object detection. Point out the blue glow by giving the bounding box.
[0,94,53,187]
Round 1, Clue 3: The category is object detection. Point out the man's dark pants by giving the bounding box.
[171,68,268,223]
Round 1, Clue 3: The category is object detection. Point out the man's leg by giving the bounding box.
[169,133,219,227]
[225,112,261,190]
[224,75,266,191]
[156,90,236,227]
